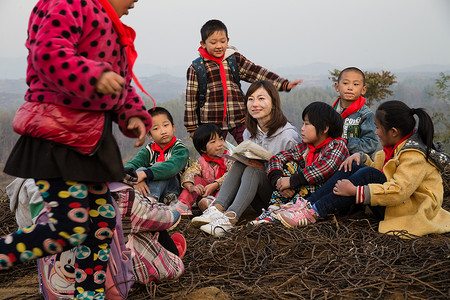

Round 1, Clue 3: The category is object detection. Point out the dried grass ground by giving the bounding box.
[0,187,449,300]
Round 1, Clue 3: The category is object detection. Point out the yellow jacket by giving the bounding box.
[364,135,450,236]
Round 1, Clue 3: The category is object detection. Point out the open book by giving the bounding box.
[221,140,273,165]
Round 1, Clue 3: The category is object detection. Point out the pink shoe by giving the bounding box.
[169,200,193,217]
[170,233,187,259]
[271,202,318,228]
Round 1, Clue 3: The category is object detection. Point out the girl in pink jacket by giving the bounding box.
[1,1,151,299]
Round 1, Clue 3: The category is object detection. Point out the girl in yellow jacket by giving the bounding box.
[272,100,450,237]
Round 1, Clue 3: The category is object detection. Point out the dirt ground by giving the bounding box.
[0,186,449,300]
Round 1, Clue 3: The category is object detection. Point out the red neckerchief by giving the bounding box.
[151,136,177,162]
[198,46,228,123]
[98,0,156,109]
[383,131,414,166]
[332,96,366,119]
[306,137,334,167]
[202,153,227,179]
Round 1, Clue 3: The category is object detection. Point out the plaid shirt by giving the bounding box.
[267,139,349,187]
[184,50,289,132]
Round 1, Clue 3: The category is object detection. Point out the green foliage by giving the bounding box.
[428,73,450,152]
[329,69,397,107]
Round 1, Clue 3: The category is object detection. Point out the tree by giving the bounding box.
[428,72,450,152]
[329,69,397,107]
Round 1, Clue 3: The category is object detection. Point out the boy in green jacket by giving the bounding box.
[125,107,189,203]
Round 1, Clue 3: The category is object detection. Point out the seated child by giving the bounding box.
[253,102,349,224]
[170,124,234,216]
[125,107,189,203]
[332,67,378,157]
[272,101,450,237]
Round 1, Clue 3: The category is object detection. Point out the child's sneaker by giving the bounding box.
[197,195,216,212]
[250,205,281,225]
[169,200,193,217]
[191,206,224,227]
[167,211,182,231]
[271,202,318,228]
[200,211,236,237]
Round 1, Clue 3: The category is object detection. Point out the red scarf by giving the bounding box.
[382,131,414,166]
[306,137,334,166]
[98,0,156,109]
[151,136,177,162]
[332,96,366,119]
[198,46,228,123]
[202,153,227,179]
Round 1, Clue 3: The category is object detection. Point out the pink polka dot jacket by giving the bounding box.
[12,0,152,154]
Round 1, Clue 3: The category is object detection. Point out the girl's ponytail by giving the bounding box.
[376,101,435,158]
[410,107,435,158]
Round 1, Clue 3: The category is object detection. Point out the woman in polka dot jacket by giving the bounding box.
[2,0,151,299]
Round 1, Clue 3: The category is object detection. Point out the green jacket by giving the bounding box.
[125,139,189,181]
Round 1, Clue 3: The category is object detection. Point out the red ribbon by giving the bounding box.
[202,153,227,179]
[306,137,334,167]
[151,136,177,162]
[332,96,366,119]
[383,131,413,166]
[198,47,228,123]
[98,0,156,109]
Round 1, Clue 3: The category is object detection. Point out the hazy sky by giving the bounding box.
[1,0,449,76]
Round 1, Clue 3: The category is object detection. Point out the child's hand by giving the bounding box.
[134,181,150,197]
[333,179,356,196]
[276,177,291,191]
[136,170,147,183]
[192,184,205,196]
[203,182,219,197]
[287,79,303,90]
[247,159,265,170]
[96,71,125,95]
[128,117,147,147]
[339,153,362,172]
[280,188,295,198]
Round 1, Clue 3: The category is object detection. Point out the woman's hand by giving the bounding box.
[333,179,357,196]
[287,79,303,90]
[339,153,362,172]
[247,159,265,170]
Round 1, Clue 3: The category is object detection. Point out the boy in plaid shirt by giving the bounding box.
[184,19,302,143]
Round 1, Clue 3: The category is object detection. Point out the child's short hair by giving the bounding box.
[201,19,228,42]
[337,67,366,85]
[193,124,222,154]
[148,107,174,125]
[302,102,343,138]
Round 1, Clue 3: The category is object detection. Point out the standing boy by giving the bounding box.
[184,19,302,143]
[125,107,189,203]
[332,67,378,157]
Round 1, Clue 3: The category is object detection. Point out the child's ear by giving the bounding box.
[200,41,206,49]
[361,85,367,96]
[146,132,152,139]
[391,127,400,137]
[323,126,329,135]
[334,82,339,92]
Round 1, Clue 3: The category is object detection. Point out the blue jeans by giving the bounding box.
[306,162,387,219]
[137,167,181,202]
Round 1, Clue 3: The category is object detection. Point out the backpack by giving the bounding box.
[191,54,242,124]
[36,199,134,300]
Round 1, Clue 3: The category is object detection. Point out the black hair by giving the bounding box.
[302,102,343,138]
[193,124,222,154]
[148,107,174,125]
[201,19,228,42]
[338,67,366,85]
[376,100,435,157]
[244,80,288,138]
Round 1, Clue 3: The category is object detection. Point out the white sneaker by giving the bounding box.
[200,212,236,237]
[191,206,224,227]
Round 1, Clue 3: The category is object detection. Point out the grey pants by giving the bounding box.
[214,161,273,218]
